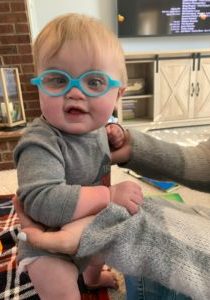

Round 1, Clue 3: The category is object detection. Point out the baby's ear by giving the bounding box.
[115,87,126,111]
[117,87,126,99]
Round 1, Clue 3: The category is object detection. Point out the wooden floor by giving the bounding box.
[0,169,17,195]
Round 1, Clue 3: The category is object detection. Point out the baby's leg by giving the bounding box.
[83,256,118,289]
[27,256,80,300]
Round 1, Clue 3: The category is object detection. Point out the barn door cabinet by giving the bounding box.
[118,51,210,130]
[193,56,210,119]
[154,53,210,126]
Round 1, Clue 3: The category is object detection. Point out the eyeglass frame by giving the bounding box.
[31,69,122,97]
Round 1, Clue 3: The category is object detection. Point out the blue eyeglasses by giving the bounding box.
[31,69,122,97]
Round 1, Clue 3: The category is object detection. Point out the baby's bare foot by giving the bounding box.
[84,269,118,289]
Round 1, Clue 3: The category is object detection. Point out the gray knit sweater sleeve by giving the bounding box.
[75,128,210,299]
[123,129,210,192]
[76,198,210,300]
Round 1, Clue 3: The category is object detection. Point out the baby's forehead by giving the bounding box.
[38,40,116,72]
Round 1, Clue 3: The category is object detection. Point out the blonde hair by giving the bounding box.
[33,13,127,85]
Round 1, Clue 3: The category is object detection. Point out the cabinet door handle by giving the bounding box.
[191,83,195,97]
[196,82,200,96]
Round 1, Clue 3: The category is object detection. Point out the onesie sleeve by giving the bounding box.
[14,132,80,228]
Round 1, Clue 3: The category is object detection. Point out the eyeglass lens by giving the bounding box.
[41,71,109,95]
[81,73,108,94]
[42,72,69,94]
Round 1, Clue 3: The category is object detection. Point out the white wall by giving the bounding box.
[27,0,210,54]
[27,0,116,38]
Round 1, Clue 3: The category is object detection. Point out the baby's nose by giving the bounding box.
[65,87,85,100]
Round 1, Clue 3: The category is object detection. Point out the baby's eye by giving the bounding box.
[88,78,104,89]
[43,76,68,88]
[49,77,66,85]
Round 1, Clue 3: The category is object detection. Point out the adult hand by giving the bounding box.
[13,196,94,255]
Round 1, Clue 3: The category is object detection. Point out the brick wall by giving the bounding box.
[0,129,23,170]
[0,0,40,170]
[0,0,40,120]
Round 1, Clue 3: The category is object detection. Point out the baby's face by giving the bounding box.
[37,41,123,134]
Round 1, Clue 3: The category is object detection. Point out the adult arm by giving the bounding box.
[76,198,210,300]
[122,129,210,192]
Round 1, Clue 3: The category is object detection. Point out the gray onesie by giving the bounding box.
[14,116,111,271]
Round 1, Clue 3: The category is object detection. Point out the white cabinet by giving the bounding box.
[193,57,210,119]
[118,58,155,126]
[118,52,210,130]
[154,55,210,123]
[154,57,193,122]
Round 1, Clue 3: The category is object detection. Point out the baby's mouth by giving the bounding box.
[68,108,83,115]
[65,107,86,115]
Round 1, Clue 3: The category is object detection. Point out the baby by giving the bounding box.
[14,13,143,300]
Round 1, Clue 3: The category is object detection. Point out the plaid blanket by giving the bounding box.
[0,195,109,300]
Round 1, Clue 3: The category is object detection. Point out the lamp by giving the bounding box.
[0,67,26,128]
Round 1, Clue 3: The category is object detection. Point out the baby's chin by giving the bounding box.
[46,117,104,135]
[58,124,100,135]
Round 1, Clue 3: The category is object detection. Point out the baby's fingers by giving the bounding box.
[132,190,144,205]
[126,201,140,215]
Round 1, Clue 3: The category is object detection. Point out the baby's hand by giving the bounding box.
[106,123,125,150]
[109,181,143,215]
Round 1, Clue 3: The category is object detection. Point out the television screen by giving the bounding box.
[117,0,210,37]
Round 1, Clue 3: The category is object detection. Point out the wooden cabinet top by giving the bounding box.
[125,49,210,60]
